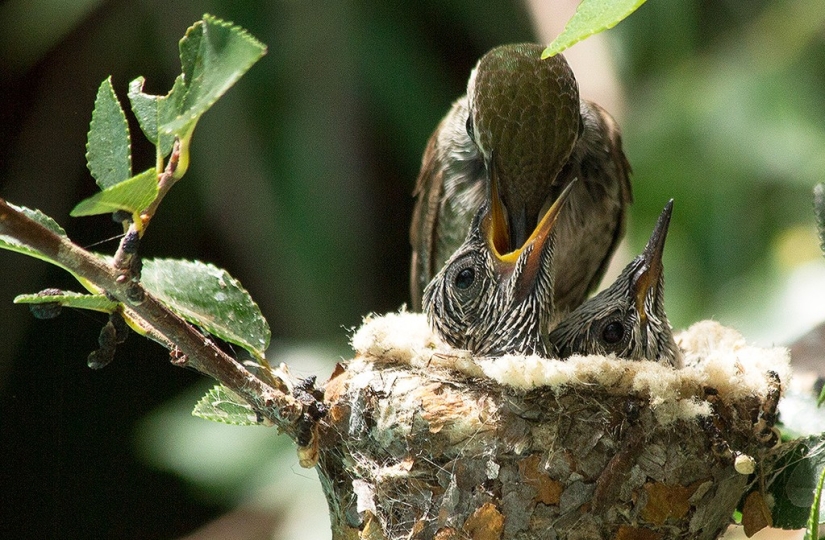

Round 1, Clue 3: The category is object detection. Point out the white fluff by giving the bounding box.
[350,312,790,424]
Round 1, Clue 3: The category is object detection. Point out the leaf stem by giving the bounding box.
[112,138,182,278]
[145,137,183,220]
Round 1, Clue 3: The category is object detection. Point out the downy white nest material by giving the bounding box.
[350,310,791,426]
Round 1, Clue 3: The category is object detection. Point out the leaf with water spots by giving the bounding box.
[141,258,270,359]
[192,384,260,425]
[14,290,117,314]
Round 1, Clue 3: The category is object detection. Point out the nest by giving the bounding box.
[316,311,790,540]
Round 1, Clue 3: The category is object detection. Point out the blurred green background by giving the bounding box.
[1,0,823,538]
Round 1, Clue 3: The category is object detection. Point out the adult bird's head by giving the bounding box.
[547,200,682,367]
[423,180,575,357]
[467,43,581,250]
[409,43,631,314]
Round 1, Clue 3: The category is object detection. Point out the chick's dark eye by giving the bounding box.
[465,115,474,140]
[602,321,624,344]
[455,267,475,290]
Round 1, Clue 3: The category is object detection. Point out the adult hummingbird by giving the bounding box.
[410,43,632,313]
[422,181,574,358]
[547,201,683,368]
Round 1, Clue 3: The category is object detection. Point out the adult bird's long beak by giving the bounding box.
[632,199,674,322]
[484,178,576,301]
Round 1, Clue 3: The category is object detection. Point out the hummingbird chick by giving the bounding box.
[547,201,683,368]
[422,182,574,358]
[410,43,631,313]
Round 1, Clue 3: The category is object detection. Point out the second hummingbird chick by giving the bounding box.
[547,201,683,368]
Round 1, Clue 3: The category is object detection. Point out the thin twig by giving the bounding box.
[112,139,183,278]
[0,198,304,435]
[143,138,183,222]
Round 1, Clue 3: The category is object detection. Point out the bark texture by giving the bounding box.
[312,314,788,540]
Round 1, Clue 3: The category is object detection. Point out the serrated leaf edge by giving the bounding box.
[85,76,133,188]
[141,258,271,358]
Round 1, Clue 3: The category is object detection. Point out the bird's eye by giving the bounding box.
[602,321,624,345]
[465,114,474,141]
[445,255,482,310]
[455,267,475,290]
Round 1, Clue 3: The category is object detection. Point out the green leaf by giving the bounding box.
[805,465,825,539]
[814,184,825,259]
[5,204,66,237]
[127,75,187,158]
[0,204,104,294]
[542,0,648,58]
[769,435,825,529]
[70,168,158,217]
[14,290,118,313]
[192,384,260,425]
[141,258,270,359]
[0,203,69,267]
[86,76,132,189]
[160,14,267,137]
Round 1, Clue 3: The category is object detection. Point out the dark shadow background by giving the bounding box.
[1,0,823,538]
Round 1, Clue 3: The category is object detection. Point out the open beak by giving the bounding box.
[483,177,575,300]
[632,200,673,322]
[486,162,511,259]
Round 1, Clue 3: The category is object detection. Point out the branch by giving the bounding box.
[112,139,182,279]
[0,198,304,437]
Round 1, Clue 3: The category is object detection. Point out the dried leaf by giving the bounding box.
[518,454,563,505]
[640,482,697,525]
[297,434,319,469]
[360,511,387,540]
[462,502,504,540]
[434,528,460,540]
[613,525,662,540]
[742,490,772,537]
[324,363,350,404]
